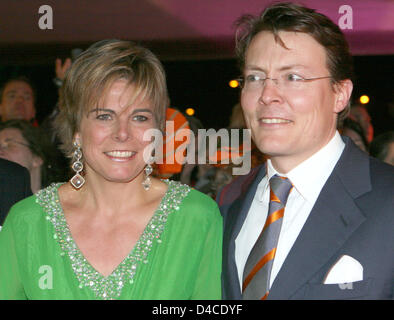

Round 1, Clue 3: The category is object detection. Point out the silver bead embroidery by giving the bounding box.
[36,180,190,300]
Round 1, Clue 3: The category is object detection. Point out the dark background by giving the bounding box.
[1,54,393,135]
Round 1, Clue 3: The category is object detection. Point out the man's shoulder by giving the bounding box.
[368,156,394,190]
[0,158,28,176]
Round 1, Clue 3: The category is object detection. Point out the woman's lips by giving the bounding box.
[104,150,136,161]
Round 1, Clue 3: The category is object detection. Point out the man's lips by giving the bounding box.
[259,117,293,124]
[14,104,26,114]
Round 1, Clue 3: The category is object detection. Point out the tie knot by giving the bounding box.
[269,175,293,205]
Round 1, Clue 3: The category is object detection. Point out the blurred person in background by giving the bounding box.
[341,117,369,153]
[348,103,374,144]
[369,131,394,166]
[0,158,32,226]
[0,76,38,126]
[0,120,61,193]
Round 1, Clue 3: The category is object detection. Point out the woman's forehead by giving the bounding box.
[96,80,152,110]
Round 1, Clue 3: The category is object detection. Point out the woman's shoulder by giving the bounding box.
[166,180,221,220]
[6,183,62,226]
[166,180,216,204]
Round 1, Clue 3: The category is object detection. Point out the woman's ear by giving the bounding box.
[334,79,353,114]
[73,133,81,147]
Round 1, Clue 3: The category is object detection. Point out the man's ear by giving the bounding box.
[334,79,353,114]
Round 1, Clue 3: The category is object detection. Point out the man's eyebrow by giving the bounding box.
[278,64,308,71]
[244,65,266,72]
[5,90,33,96]
[244,64,308,72]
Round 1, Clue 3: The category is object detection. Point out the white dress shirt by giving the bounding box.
[235,131,345,290]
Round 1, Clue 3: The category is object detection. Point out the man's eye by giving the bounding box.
[286,74,304,82]
[245,74,262,82]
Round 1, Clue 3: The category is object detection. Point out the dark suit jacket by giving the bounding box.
[218,137,394,299]
[0,158,32,225]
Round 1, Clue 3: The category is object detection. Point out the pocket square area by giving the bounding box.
[324,255,363,284]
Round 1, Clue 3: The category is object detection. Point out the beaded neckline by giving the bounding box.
[36,180,190,300]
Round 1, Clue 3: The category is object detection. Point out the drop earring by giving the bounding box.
[70,141,85,189]
[142,157,154,191]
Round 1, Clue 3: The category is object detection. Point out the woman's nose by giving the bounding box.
[112,120,130,142]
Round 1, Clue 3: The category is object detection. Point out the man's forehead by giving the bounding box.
[4,81,33,93]
[246,31,328,70]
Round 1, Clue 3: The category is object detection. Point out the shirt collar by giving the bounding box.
[260,131,345,203]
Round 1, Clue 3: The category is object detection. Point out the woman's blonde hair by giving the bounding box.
[54,39,169,158]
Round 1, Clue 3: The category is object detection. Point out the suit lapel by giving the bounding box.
[224,165,266,299]
[268,139,370,299]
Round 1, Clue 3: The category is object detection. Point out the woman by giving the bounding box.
[0,40,222,300]
[0,120,60,193]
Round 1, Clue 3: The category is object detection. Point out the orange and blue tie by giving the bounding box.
[242,175,293,300]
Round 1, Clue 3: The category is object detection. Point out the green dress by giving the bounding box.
[0,180,222,300]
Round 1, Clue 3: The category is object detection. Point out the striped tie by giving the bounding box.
[242,175,293,300]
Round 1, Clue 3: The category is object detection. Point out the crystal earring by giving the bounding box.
[142,157,154,191]
[70,141,85,189]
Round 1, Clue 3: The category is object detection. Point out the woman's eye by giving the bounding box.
[96,114,112,121]
[286,73,303,82]
[133,115,148,122]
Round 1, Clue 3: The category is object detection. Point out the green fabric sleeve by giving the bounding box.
[190,199,223,299]
[0,208,27,299]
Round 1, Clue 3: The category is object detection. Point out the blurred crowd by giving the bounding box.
[0,60,393,201]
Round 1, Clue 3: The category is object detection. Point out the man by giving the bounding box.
[0,158,32,226]
[218,3,394,300]
[0,76,37,124]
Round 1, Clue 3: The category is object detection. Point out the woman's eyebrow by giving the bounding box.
[131,108,153,114]
[88,108,116,114]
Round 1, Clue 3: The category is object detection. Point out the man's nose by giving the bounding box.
[15,94,26,103]
[258,78,283,105]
